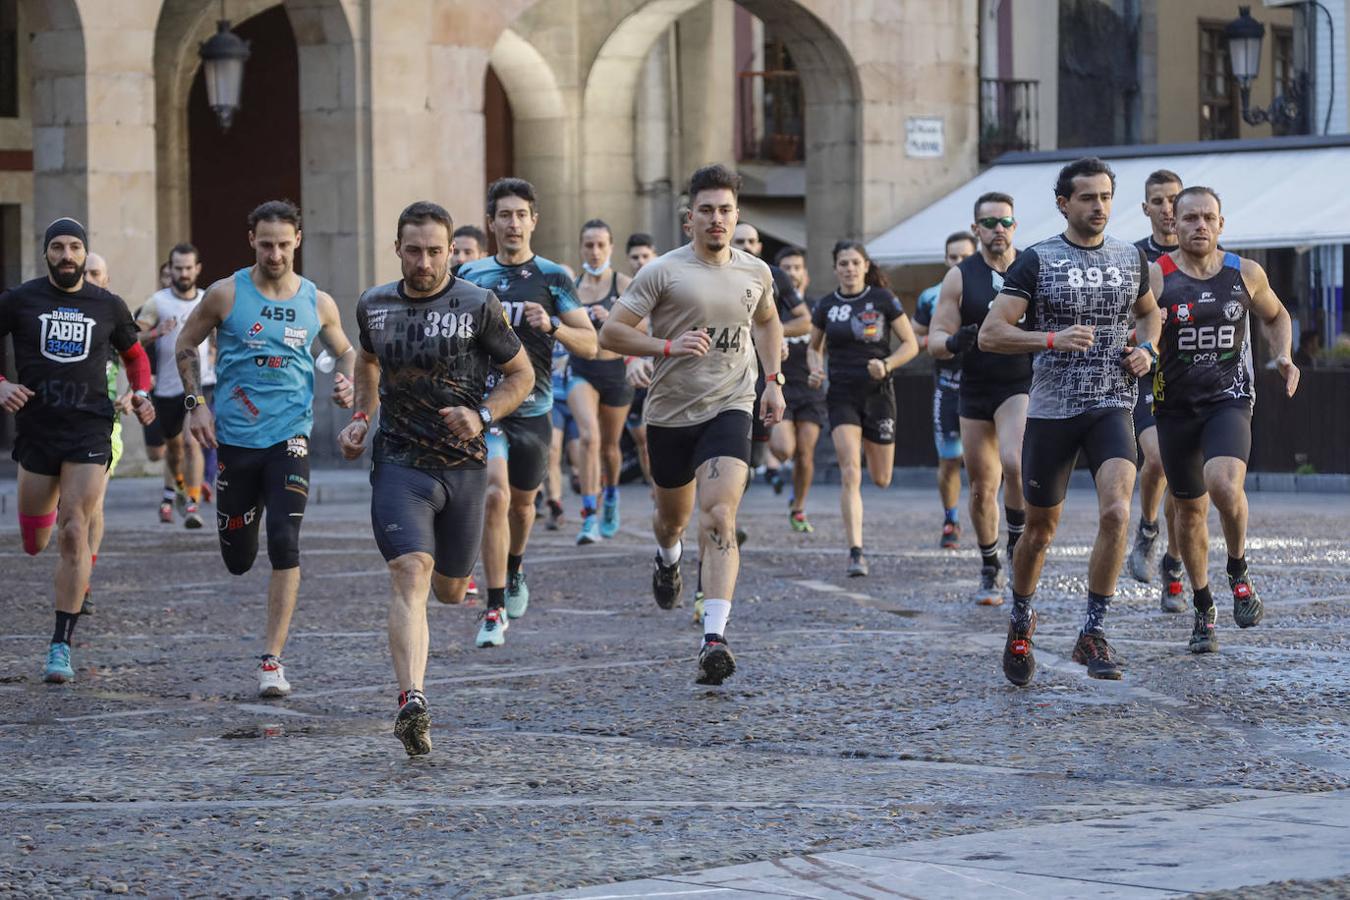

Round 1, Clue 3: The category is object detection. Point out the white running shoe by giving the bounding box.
[257,656,292,698]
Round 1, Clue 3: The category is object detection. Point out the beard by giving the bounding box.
[47,258,85,290]
[173,276,196,295]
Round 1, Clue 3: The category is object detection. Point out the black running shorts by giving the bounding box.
[13,423,111,476]
[959,378,1030,422]
[569,358,635,408]
[216,436,311,574]
[827,377,896,445]
[1132,377,1156,436]
[152,393,189,440]
[485,412,553,493]
[1021,407,1136,508]
[783,380,828,428]
[1155,403,1252,500]
[370,462,488,577]
[647,410,752,489]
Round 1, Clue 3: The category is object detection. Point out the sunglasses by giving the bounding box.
[977,216,1016,229]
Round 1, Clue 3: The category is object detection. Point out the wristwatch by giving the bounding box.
[134,389,150,400]
[477,405,493,426]
[764,372,785,386]
[549,315,562,333]
[1137,341,1159,366]
[183,393,207,410]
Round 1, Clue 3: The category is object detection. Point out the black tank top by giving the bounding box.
[957,252,1033,389]
[1153,252,1254,413]
[570,271,623,377]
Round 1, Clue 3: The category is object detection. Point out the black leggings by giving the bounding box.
[216,437,311,574]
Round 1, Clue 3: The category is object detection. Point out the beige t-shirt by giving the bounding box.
[618,243,775,427]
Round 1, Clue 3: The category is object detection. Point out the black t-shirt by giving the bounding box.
[956,253,1033,390]
[357,276,522,469]
[0,276,139,433]
[810,286,905,382]
[769,265,811,382]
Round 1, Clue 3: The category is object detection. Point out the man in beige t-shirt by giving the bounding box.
[600,163,785,687]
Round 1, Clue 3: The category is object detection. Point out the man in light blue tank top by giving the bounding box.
[174,200,357,699]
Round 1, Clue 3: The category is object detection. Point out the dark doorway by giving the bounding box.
[188,5,300,287]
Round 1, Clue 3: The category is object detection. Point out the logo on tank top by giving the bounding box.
[38,308,95,362]
[283,325,309,349]
[1174,303,1192,322]
[248,321,264,337]
[855,308,883,342]
[1223,300,1243,322]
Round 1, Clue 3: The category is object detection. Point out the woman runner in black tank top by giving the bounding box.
[567,219,635,544]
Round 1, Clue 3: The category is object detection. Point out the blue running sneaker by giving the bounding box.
[475,608,509,648]
[600,492,620,538]
[44,642,74,684]
[577,513,601,545]
[506,570,529,619]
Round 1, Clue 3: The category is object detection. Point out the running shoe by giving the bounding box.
[506,570,529,620]
[545,499,564,531]
[652,555,682,610]
[257,656,292,697]
[1071,631,1123,680]
[80,586,94,616]
[940,521,960,549]
[600,492,620,538]
[769,469,785,495]
[394,689,432,757]
[1126,525,1157,583]
[466,576,479,597]
[1160,558,1187,613]
[475,608,509,647]
[1230,571,1264,629]
[971,565,1005,607]
[174,488,189,516]
[847,549,869,578]
[43,642,74,684]
[789,509,813,534]
[158,500,173,524]
[184,503,204,530]
[577,513,601,545]
[696,636,736,686]
[692,590,705,626]
[735,528,748,547]
[1188,605,1218,654]
[1001,609,1038,687]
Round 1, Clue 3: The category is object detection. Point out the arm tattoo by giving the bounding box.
[176,347,201,395]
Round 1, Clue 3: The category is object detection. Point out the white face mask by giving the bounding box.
[582,255,611,278]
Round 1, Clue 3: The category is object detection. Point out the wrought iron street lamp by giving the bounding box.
[198,19,250,131]
[1225,5,1307,132]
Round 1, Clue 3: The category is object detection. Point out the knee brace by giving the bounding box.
[19,509,58,556]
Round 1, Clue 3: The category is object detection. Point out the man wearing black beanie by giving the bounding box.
[0,217,157,684]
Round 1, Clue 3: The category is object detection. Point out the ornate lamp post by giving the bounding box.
[198,18,250,131]
[1225,5,1308,133]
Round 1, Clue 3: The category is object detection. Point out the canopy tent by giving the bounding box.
[868,135,1350,265]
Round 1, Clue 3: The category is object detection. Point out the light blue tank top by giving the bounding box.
[214,268,320,448]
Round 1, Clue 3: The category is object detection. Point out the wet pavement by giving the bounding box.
[1,472,1348,897]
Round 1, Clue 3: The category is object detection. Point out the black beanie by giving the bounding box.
[44,217,88,249]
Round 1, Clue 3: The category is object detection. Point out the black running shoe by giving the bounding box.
[1002,609,1038,686]
[1072,631,1122,680]
[79,586,94,616]
[1159,558,1186,613]
[394,689,432,757]
[1188,605,1218,654]
[1230,572,1264,628]
[1127,525,1157,583]
[847,549,868,577]
[652,555,682,610]
[696,636,736,685]
[735,528,748,547]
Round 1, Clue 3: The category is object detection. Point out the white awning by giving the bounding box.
[737,198,807,249]
[868,136,1350,265]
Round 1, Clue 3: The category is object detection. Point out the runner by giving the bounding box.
[622,233,659,487]
[769,245,827,533]
[807,241,918,575]
[928,192,1031,606]
[599,163,785,685]
[913,231,977,549]
[0,217,155,683]
[568,219,634,544]
[1151,186,1299,654]
[176,200,357,697]
[451,225,488,271]
[1130,169,1187,611]
[545,336,580,531]
[980,156,1161,684]
[337,201,532,756]
[457,178,597,646]
[137,242,212,529]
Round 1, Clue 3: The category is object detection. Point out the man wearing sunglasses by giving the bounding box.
[929,193,1031,607]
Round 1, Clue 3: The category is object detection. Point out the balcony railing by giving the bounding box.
[737,70,805,164]
[980,78,1039,163]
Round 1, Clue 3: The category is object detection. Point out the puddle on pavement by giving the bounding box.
[221,723,314,739]
[882,608,921,618]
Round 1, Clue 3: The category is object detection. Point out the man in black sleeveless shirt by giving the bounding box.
[929,192,1031,606]
[1150,187,1298,655]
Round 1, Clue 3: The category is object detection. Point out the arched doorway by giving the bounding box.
[187,5,301,287]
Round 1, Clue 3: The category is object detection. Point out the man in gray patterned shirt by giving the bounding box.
[981,157,1161,686]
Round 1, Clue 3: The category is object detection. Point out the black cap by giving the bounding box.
[44,217,88,249]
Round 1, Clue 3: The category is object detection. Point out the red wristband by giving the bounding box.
[663,339,672,358]
[351,411,370,424]
[1046,331,1055,350]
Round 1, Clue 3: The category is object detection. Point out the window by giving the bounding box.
[1272,26,1295,99]
[1199,23,1239,141]
[0,0,16,118]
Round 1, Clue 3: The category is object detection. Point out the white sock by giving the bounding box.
[658,540,682,566]
[702,598,731,638]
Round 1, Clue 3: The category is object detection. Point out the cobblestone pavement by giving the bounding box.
[1,474,1347,897]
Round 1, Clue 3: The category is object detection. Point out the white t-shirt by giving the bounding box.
[143,288,215,396]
